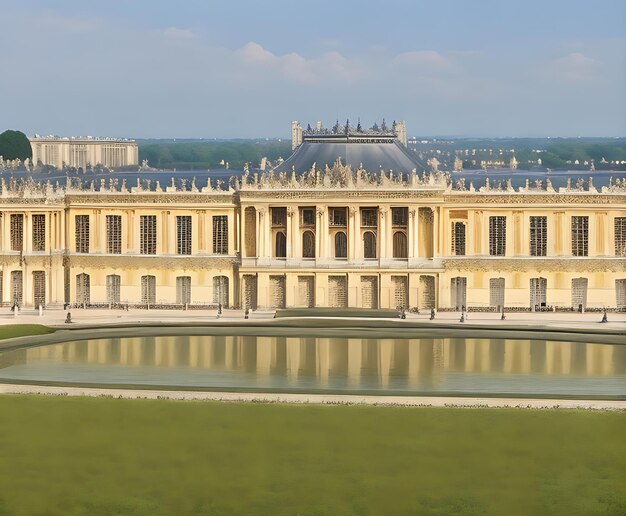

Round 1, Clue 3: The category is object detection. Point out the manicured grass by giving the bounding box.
[0,324,55,341]
[0,397,624,515]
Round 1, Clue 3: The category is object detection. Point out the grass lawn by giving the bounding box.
[0,324,55,341]
[0,397,624,515]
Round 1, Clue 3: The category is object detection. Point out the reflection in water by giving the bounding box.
[0,336,624,397]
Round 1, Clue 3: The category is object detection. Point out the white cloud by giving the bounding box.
[163,27,197,40]
[550,52,601,83]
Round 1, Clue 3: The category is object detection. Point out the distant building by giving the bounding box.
[291,119,408,150]
[29,136,139,169]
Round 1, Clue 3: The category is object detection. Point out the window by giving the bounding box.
[76,273,90,306]
[302,231,315,258]
[106,215,122,254]
[363,231,377,258]
[617,279,626,310]
[176,276,191,305]
[393,231,407,258]
[33,271,45,308]
[275,231,287,258]
[212,215,228,254]
[32,214,45,251]
[11,270,23,305]
[361,208,377,227]
[10,214,23,251]
[392,207,408,226]
[530,277,547,310]
[335,232,347,258]
[106,275,121,305]
[271,207,286,227]
[490,278,505,309]
[330,208,347,227]
[213,276,229,306]
[571,216,589,257]
[451,222,466,256]
[489,216,506,256]
[529,216,547,257]
[300,208,315,227]
[75,215,90,253]
[177,215,192,255]
[616,218,626,256]
[140,215,157,255]
[141,275,156,305]
[451,277,467,310]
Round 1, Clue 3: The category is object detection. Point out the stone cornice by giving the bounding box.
[443,257,626,272]
[66,254,239,270]
[443,193,626,205]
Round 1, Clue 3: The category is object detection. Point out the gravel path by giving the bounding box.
[1,384,624,411]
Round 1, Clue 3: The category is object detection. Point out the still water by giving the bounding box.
[1,336,624,398]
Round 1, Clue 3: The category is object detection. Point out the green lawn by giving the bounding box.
[0,397,624,516]
[0,324,55,341]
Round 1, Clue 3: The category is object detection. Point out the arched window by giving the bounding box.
[393,231,407,258]
[334,232,347,258]
[363,231,377,259]
[302,231,315,258]
[76,273,90,307]
[275,231,286,258]
[213,276,229,307]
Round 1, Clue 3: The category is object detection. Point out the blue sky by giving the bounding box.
[1,0,624,138]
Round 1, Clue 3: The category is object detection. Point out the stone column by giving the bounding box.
[408,208,417,258]
[349,205,359,260]
[286,207,295,258]
[378,207,387,260]
[433,207,440,258]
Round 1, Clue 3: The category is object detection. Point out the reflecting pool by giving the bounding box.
[1,335,624,398]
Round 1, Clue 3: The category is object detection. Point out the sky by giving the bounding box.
[1,0,625,138]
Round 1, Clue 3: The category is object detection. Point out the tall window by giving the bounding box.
[529,216,547,256]
[330,208,347,227]
[363,231,377,258]
[361,208,377,228]
[302,231,315,258]
[275,231,287,258]
[75,215,90,253]
[335,232,347,258]
[451,222,466,256]
[10,214,23,251]
[140,215,156,255]
[76,273,90,306]
[571,216,589,257]
[393,231,407,258]
[11,270,23,305]
[106,215,122,254]
[32,214,46,252]
[616,217,626,256]
[213,276,229,306]
[489,216,506,256]
[141,275,156,304]
[177,215,192,255]
[300,208,315,227]
[106,275,121,305]
[212,215,228,254]
[392,207,408,226]
[271,207,286,227]
[176,276,191,305]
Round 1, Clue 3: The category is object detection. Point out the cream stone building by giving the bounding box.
[29,136,139,169]
[1,121,625,311]
[0,168,624,312]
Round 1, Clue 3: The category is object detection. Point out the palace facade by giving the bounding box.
[1,165,625,312]
[29,136,139,169]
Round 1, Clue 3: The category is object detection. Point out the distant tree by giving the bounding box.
[381,119,388,132]
[0,130,32,160]
[371,122,380,132]
[332,120,340,134]
[344,119,350,134]
[357,118,362,132]
[306,123,312,132]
